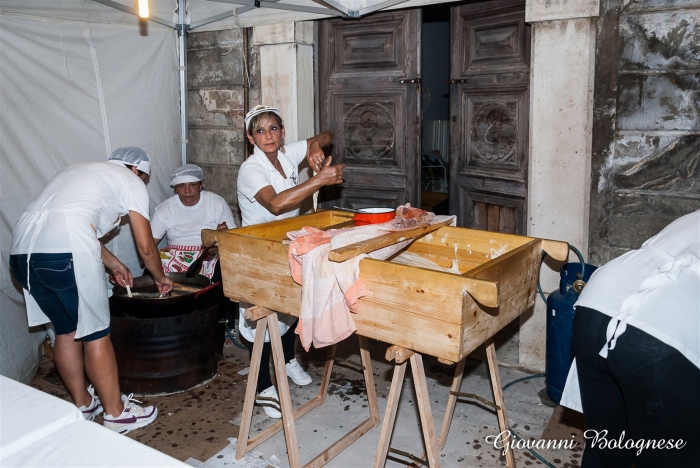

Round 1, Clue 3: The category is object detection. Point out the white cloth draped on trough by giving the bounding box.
[287,214,456,350]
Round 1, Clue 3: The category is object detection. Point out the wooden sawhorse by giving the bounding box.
[236,306,380,467]
[374,340,516,468]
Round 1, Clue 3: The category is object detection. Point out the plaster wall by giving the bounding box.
[521,16,597,370]
[256,22,317,212]
[259,43,315,143]
[588,0,700,264]
[526,0,600,22]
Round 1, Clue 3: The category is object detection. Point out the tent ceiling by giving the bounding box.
[0,0,453,31]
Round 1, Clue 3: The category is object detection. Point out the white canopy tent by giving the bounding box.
[0,0,455,382]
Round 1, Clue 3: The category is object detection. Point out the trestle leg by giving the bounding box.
[235,307,379,467]
[375,346,441,468]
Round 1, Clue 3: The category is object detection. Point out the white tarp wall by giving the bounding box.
[0,12,181,382]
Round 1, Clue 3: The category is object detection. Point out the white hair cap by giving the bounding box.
[170,163,204,186]
[244,105,281,131]
[108,147,151,175]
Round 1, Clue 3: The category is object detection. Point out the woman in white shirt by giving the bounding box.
[9,147,173,435]
[571,210,700,467]
[151,164,236,279]
[151,164,237,346]
[237,105,344,418]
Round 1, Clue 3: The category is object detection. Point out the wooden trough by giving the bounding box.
[202,209,568,363]
[203,210,568,467]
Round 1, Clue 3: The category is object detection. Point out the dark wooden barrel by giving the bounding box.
[110,301,223,396]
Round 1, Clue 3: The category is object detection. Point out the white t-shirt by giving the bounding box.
[237,140,308,227]
[151,190,236,246]
[10,161,150,339]
[574,209,700,368]
[561,210,700,413]
[11,160,150,254]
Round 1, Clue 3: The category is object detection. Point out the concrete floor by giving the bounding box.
[31,327,585,468]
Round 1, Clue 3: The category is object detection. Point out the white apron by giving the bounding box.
[19,209,119,339]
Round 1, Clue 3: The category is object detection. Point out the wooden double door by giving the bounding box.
[318,0,530,235]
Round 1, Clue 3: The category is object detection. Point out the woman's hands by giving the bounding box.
[110,262,134,288]
[308,141,326,173]
[101,244,134,287]
[315,156,344,185]
[154,275,174,297]
[254,156,345,216]
[130,211,173,296]
[306,131,334,173]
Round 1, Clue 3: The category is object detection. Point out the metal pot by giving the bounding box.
[353,207,396,226]
[111,272,213,319]
[111,303,222,396]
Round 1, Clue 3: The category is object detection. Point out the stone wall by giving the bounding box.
[589,0,700,264]
[186,29,261,226]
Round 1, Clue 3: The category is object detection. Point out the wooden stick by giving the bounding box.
[318,344,337,406]
[410,353,441,468]
[374,360,407,468]
[329,219,453,262]
[359,336,381,425]
[486,340,516,468]
[268,314,301,468]
[306,336,379,467]
[235,313,269,460]
[437,358,466,450]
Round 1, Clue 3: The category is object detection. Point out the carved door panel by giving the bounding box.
[449,0,530,234]
[318,11,420,209]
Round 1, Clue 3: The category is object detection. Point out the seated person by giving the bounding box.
[150,164,236,278]
[570,209,699,467]
[151,164,237,344]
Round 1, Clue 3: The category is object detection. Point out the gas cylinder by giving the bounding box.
[545,261,597,404]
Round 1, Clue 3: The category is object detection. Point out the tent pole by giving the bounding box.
[178,0,188,166]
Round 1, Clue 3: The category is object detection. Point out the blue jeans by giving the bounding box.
[10,253,110,341]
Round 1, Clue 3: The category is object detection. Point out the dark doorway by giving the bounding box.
[420,4,451,215]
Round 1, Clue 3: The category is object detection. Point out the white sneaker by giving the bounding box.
[286,358,312,386]
[255,385,282,419]
[78,385,103,421]
[103,394,158,434]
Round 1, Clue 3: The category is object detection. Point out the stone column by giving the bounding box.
[253,22,316,212]
[519,0,600,371]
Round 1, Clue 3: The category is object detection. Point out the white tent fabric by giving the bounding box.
[0,0,449,31]
[0,11,180,382]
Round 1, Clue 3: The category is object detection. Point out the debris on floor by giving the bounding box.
[29,326,586,467]
[186,438,281,468]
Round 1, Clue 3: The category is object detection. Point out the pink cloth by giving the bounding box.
[288,226,361,350]
[287,206,455,350]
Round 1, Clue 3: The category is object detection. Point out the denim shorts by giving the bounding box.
[9,253,110,341]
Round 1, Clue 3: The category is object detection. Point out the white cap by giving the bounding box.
[108,147,151,175]
[170,163,204,186]
[244,105,281,131]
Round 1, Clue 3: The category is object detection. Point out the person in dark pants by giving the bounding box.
[567,210,700,468]
[573,306,700,467]
[10,148,172,434]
